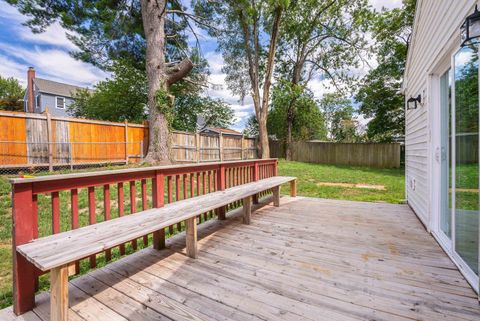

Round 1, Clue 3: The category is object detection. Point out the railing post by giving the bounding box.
[253,161,259,204]
[274,159,278,176]
[152,171,165,249]
[217,163,226,220]
[12,183,37,315]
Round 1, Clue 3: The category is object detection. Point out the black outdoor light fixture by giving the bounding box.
[461,5,480,47]
[407,95,421,110]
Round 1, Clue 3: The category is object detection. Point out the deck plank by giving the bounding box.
[4,196,479,321]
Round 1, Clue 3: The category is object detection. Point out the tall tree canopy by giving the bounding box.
[355,0,416,142]
[275,0,372,159]
[319,93,359,142]
[8,0,206,163]
[268,80,327,142]
[0,75,24,111]
[194,0,290,158]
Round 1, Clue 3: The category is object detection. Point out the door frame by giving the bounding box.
[429,46,479,293]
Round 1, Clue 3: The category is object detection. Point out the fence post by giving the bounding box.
[12,183,37,315]
[217,163,226,220]
[219,132,223,162]
[69,142,73,170]
[124,120,129,164]
[241,135,244,160]
[195,133,200,163]
[45,111,53,172]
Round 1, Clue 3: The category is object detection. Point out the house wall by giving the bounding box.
[38,93,74,117]
[404,0,476,228]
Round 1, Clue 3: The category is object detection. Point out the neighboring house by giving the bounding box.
[24,67,92,117]
[200,127,243,136]
[404,0,479,292]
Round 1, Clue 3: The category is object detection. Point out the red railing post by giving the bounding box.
[217,163,226,220]
[253,160,259,204]
[12,183,37,315]
[274,159,278,176]
[152,171,165,249]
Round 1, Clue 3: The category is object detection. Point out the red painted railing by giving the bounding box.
[11,158,278,314]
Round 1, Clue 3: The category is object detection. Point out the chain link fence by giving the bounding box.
[0,141,144,175]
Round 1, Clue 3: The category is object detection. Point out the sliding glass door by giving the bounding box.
[453,46,479,276]
[440,70,452,240]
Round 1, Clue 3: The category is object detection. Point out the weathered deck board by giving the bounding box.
[4,197,480,321]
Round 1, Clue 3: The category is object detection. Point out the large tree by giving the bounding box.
[268,80,327,142]
[275,0,371,159]
[8,0,206,163]
[0,75,24,111]
[355,0,416,142]
[194,0,289,158]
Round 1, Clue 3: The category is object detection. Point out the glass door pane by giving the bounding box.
[440,70,452,238]
[453,46,479,275]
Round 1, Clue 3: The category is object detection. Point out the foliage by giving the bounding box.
[69,60,148,123]
[243,115,259,137]
[355,0,416,142]
[319,93,360,142]
[172,95,234,132]
[268,81,327,141]
[194,0,289,157]
[0,76,24,111]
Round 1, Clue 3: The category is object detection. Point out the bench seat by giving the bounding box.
[17,176,296,272]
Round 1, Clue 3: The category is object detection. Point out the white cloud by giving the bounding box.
[0,44,107,87]
[370,0,403,10]
[0,54,28,86]
[16,22,79,51]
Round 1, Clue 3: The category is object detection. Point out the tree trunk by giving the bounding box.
[141,0,171,164]
[285,112,293,160]
[257,113,270,159]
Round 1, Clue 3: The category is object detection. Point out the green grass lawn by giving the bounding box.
[0,160,405,309]
[278,160,405,204]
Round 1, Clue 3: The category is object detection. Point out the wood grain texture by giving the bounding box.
[7,197,480,321]
[50,265,68,321]
[17,176,295,271]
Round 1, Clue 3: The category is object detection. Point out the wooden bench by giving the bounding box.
[17,176,296,321]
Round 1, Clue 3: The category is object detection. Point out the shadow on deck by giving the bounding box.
[1,196,479,321]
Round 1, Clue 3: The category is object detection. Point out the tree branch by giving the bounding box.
[166,58,194,87]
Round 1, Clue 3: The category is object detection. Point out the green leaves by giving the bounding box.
[0,76,25,112]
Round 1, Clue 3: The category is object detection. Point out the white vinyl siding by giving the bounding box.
[404,0,476,227]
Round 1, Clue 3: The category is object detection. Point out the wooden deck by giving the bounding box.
[2,196,479,321]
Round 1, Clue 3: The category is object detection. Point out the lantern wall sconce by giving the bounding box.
[407,95,421,110]
[461,5,480,47]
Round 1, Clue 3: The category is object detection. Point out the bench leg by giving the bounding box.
[290,180,297,197]
[186,217,198,259]
[50,265,69,321]
[153,228,166,250]
[217,206,226,220]
[243,196,252,224]
[253,194,259,204]
[273,186,281,207]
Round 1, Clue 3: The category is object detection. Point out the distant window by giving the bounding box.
[35,95,41,109]
[56,97,65,109]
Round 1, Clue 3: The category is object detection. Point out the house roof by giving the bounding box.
[33,78,93,98]
[202,127,243,136]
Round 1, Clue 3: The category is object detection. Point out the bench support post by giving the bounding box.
[186,217,198,259]
[290,180,297,197]
[50,265,69,321]
[153,229,166,250]
[273,186,281,207]
[242,196,252,224]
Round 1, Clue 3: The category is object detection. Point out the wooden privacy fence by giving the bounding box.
[270,140,401,168]
[172,131,257,162]
[10,158,278,314]
[0,111,257,170]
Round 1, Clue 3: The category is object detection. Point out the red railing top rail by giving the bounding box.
[10,158,278,185]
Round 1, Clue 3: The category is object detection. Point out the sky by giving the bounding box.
[0,0,403,130]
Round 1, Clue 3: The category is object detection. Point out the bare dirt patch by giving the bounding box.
[316,182,386,190]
